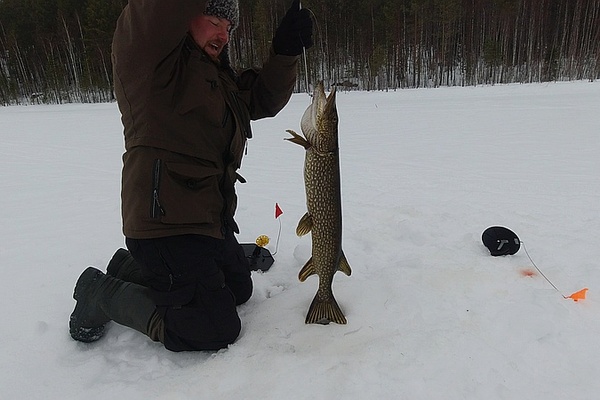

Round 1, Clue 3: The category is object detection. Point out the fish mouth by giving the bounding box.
[305,82,329,127]
[309,82,328,124]
[301,82,337,147]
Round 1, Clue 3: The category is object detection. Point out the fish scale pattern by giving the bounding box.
[304,149,342,302]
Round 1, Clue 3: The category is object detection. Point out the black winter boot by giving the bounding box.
[70,267,163,343]
[69,267,110,342]
[106,248,147,286]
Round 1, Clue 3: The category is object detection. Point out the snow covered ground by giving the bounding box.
[1,81,599,399]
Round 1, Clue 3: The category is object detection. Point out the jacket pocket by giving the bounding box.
[151,159,223,225]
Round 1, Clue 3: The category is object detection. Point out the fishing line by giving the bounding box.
[302,44,310,94]
[522,241,567,298]
[299,1,310,95]
[299,2,321,96]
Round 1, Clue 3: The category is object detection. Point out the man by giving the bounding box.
[69,0,312,352]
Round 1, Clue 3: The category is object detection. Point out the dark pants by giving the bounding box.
[126,232,252,352]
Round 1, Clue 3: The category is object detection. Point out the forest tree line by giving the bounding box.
[1,0,599,105]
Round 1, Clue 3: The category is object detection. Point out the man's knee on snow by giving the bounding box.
[162,306,241,351]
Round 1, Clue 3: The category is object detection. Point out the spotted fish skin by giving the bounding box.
[286,82,352,325]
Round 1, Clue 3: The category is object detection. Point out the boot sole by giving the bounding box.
[69,267,108,342]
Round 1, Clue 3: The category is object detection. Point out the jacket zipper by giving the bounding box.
[151,159,165,218]
[231,92,252,139]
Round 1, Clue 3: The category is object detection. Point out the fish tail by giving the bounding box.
[305,294,347,325]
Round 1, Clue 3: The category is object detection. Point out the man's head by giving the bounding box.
[189,0,239,62]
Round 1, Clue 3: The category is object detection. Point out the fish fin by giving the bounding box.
[298,257,315,282]
[296,212,313,236]
[338,251,352,276]
[285,130,311,149]
[305,295,347,325]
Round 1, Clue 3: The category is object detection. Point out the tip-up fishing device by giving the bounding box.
[482,226,588,301]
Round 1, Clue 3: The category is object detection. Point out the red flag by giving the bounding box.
[275,203,283,219]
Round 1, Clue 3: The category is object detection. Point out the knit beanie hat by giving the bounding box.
[205,0,239,31]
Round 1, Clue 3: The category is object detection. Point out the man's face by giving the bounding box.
[189,14,232,62]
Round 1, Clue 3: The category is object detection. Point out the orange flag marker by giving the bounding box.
[567,288,588,302]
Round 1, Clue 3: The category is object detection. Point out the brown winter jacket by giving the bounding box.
[112,1,298,239]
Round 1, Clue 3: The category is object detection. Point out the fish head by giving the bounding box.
[300,82,338,153]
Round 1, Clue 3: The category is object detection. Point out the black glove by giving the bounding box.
[272,0,313,56]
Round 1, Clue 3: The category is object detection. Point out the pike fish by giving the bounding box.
[286,82,352,324]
